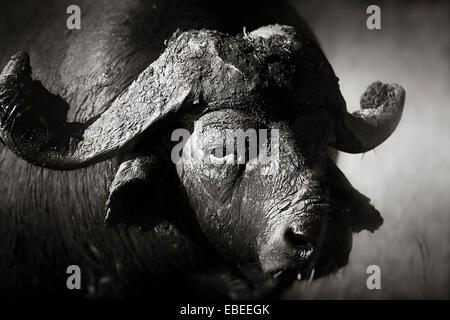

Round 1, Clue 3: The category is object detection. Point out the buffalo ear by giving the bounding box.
[327,158,383,233]
[345,190,383,233]
[105,154,170,230]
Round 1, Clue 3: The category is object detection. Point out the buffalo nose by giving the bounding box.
[284,225,314,251]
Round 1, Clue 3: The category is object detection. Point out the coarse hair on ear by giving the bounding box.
[326,157,383,233]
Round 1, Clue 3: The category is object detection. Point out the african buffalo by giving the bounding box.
[0,0,404,298]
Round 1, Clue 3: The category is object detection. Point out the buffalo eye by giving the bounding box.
[209,146,229,158]
[204,144,237,166]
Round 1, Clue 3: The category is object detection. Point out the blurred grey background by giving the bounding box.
[285,0,449,299]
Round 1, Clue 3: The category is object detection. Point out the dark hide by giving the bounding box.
[0,0,401,299]
[0,0,317,299]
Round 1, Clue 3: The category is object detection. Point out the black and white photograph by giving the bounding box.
[0,0,448,310]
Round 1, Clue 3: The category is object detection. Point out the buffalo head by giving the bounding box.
[0,25,405,288]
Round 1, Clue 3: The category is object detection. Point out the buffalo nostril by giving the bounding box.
[284,227,312,248]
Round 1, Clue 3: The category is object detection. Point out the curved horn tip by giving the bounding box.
[360,81,405,113]
[359,81,406,137]
[1,51,31,77]
[334,81,406,154]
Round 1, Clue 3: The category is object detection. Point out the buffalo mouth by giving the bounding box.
[261,204,353,285]
[264,222,352,285]
[267,253,350,284]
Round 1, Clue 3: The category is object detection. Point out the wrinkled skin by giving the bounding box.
[178,109,376,283]
[0,0,405,298]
